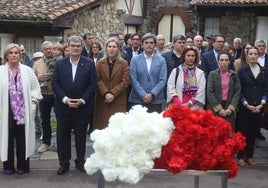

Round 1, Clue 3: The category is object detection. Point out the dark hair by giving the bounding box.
[212,34,225,43]
[131,33,141,40]
[89,41,102,59]
[217,51,231,61]
[124,33,132,45]
[108,33,119,39]
[180,46,200,64]
[239,42,253,67]
[141,33,156,44]
[83,33,94,40]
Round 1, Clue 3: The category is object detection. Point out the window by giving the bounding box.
[205,17,220,37]
[17,37,43,58]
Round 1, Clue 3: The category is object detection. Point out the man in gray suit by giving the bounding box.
[128,33,167,113]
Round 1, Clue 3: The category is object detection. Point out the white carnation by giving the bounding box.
[84,105,174,184]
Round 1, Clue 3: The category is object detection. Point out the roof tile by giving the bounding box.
[0,0,97,21]
[194,0,268,5]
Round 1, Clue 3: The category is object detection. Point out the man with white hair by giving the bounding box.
[194,35,206,56]
[32,41,55,153]
[255,39,268,140]
[233,37,242,59]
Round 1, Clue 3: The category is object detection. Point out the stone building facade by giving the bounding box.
[0,0,267,57]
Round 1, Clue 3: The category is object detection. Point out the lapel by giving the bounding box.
[210,51,218,68]
[245,65,256,80]
[101,60,110,80]
[110,60,121,80]
[143,54,151,81]
[73,59,86,83]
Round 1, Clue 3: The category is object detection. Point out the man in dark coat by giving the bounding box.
[52,35,97,175]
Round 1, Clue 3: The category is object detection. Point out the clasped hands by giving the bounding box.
[105,93,115,103]
[143,93,153,104]
[67,99,82,108]
[218,109,232,117]
[246,104,263,113]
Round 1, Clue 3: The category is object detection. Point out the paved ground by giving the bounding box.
[0,128,268,188]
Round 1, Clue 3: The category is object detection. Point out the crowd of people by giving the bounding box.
[0,31,267,176]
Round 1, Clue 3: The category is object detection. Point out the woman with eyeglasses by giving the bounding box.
[166,46,206,109]
[89,41,102,65]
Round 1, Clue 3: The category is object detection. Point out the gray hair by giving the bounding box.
[254,39,266,47]
[41,41,53,49]
[233,37,242,43]
[172,34,186,43]
[141,33,156,44]
[68,35,83,46]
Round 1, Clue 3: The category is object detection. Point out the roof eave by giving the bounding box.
[0,19,53,25]
[193,4,268,8]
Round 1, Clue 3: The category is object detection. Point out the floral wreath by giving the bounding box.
[85,104,245,184]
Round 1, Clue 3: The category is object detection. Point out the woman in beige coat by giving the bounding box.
[93,38,129,130]
[0,43,42,175]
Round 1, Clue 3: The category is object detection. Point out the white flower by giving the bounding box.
[84,105,174,184]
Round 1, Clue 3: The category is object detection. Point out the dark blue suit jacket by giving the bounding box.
[52,56,97,116]
[200,50,234,79]
[199,50,218,79]
[238,64,268,106]
[124,46,143,61]
[263,53,268,69]
[162,50,183,79]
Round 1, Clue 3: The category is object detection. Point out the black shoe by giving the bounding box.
[256,132,266,140]
[57,166,69,175]
[75,165,86,172]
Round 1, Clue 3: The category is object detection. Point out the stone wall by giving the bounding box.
[219,11,256,44]
[62,0,258,46]
[63,0,126,46]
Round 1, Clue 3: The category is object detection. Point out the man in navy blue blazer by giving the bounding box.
[255,39,268,139]
[124,33,144,61]
[129,33,167,113]
[199,34,234,79]
[52,36,97,175]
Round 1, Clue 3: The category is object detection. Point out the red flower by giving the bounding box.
[155,104,246,178]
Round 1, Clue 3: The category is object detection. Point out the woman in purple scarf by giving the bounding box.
[0,43,42,175]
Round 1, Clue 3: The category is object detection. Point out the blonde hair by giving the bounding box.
[102,38,122,62]
[2,43,21,65]
[53,43,64,53]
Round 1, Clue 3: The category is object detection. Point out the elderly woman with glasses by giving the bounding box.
[166,46,206,109]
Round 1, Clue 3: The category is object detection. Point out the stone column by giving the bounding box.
[256,16,268,52]
[0,33,15,59]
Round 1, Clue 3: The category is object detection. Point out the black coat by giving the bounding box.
[52,56,97,115]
